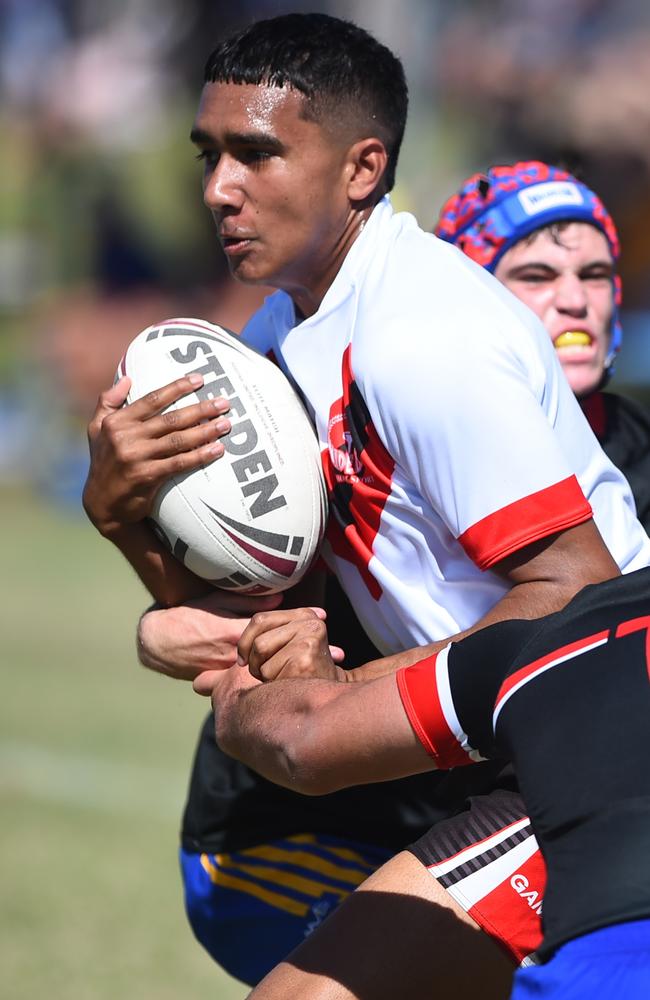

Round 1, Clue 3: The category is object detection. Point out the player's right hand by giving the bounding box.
[82,374,231,537]
[237,607,346,683]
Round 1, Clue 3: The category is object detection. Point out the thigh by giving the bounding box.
[180,834,392,986]
[249,850,515,999]
[410,788,545,965]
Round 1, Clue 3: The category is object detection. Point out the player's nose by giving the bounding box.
[555,273,588,315]
[203,155,245,212]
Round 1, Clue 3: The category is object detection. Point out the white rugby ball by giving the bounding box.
[117,317,328,594]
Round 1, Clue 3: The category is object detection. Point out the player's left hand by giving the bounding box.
[237,608,346,683]
[138,589,283,682]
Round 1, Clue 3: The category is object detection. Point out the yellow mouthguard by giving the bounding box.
[555,331,591,348]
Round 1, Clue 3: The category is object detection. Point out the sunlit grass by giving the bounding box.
[0,488,246,1000]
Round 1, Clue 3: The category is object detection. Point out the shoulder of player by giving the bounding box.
[352,260,546,404]
[358,228,546,367]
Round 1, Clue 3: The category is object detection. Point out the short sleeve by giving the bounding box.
[362,311,592,570]
[397,617,537,766]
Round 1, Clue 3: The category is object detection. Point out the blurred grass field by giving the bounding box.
[0,487,247,1000]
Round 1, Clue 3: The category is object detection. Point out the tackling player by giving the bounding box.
[82,13,650,996]
[195,570,650,1000]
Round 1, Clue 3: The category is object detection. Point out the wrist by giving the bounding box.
[102,519,149,546]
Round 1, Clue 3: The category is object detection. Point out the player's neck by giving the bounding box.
[289,205,374,318]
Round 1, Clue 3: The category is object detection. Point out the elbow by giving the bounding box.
[278,729,343,796]
[218,720,341,796]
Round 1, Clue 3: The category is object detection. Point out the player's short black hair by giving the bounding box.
[203,13,408,193]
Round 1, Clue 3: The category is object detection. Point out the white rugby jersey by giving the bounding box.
[242,198,650,654]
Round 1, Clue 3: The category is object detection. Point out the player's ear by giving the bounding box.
[346,137,389,202]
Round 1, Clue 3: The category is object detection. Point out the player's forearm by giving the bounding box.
[346,644,447,682]
[215,676,346,793]
[106,521,211,606]
[348,585,608,683]
[214,670,434,793]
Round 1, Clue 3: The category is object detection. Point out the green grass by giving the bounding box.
[0,488,247,1000]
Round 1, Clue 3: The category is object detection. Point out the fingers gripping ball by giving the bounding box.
[117,318,328,593]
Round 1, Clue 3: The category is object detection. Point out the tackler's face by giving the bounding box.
[495,222,615,398]
[192,82,354,304]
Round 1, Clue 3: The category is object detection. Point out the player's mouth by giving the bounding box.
[220,233,256,255]
[553,330,595,356]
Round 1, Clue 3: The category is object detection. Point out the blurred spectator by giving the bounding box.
[434,1,650,309]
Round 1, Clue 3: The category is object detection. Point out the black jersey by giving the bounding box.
[398,568,650,959]
[181,574,508,854]
[582,390,650,534]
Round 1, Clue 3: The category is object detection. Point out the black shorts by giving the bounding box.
[409,789,544,965]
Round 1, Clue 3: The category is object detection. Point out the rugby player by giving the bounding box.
[435,160,650,531]
[195,569,650,1000]
[82,13,650,994]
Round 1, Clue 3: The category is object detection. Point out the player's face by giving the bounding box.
[495,223,615,397]
[191,82,356,314]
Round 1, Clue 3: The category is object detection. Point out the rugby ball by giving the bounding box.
[117,317,328,594]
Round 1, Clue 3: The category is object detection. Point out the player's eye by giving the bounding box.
[195,150,219,168]
[239,149,272,167]
[582,269,612,282]
[517,271,553,284]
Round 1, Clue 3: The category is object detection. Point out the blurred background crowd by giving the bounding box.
[3,0,650,504]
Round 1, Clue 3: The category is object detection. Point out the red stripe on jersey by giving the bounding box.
[323,345,395,600]
[466,848,546,964]
[615,615,650,680]
[493,629,610,725]
[458,475,592,571]
[397,657,475,768]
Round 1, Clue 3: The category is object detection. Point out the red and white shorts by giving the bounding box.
[409,789,545,966]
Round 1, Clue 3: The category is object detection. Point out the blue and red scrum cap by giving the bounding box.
[434,161,622,361]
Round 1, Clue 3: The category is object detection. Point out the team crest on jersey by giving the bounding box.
[328,404,365,481]
[321,349,395,601]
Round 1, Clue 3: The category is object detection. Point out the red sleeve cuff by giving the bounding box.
[397,655,475,769]
[458,475,592,571]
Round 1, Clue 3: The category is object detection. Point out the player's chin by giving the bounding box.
[225,253,268,285]
[562,360,604,398]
